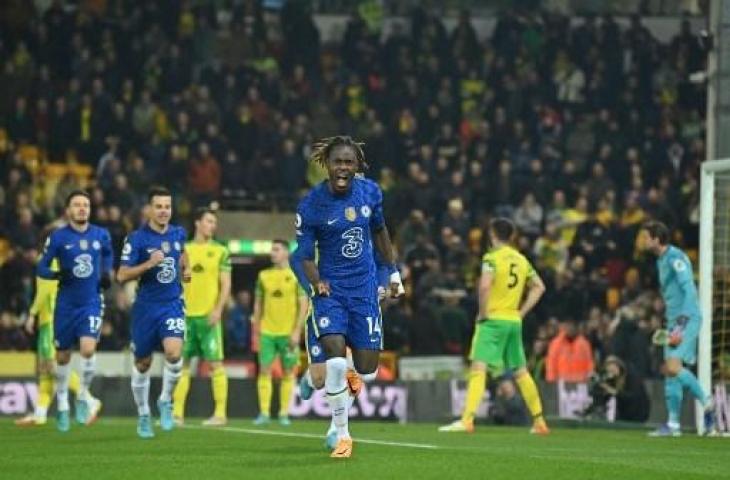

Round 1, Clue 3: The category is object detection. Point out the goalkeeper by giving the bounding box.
[641,221,716,436]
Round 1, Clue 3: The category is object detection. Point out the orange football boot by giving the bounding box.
[346,369,363,397]
[330,438,353,458]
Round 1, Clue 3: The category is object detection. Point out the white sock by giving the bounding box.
[359,368,378,383]
[159,358,183,402]
[327,368,377,432]
[35,405,48,419]
[329,395,355,434]
[55,363,71,412]
[80,355,96,401]
[131,366,151,416]
[325,357,350,440]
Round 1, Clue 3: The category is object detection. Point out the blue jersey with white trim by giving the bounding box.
[36,224,113,306]
[293,177,385,298]
[120,223,187,303]
[657,245,701,326]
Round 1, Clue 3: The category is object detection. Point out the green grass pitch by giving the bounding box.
[4,418,729,480]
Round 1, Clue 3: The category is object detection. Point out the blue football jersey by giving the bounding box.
[293,177,386,298]
[657,245,701,325]
[37,224,113,306]
[120,223,187,303]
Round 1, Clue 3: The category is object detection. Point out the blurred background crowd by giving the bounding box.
[0,1,708,385]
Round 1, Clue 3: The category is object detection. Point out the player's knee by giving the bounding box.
[39,360,53,374]
[311,375,325,390]
[309,365,326,389]
[259,364,272,376]
[513,367,528,379]
[135,358,152,373]
[165,357,183,373]
[56,351,71,365]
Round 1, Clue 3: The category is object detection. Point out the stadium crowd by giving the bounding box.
[0,1,707,382]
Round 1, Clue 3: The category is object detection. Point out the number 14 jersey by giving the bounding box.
[481,245,537,322]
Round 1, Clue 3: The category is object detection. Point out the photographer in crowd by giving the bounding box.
[583,355,650,423]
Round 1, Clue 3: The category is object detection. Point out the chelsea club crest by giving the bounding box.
[345,207,357,222]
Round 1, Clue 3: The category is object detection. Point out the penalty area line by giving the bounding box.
[183,425,440,450]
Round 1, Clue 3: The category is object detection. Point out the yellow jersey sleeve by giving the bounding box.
[481,252,496,274]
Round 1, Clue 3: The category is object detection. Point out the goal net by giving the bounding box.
[699,159,730,434]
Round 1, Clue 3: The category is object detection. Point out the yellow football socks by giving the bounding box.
[461,370,487,424]
[279,375,294,417]
[173,367,191,418]
[257,375,272,416]
[516,373,544,422]
[212,366,228,418]
[37,372,54,410]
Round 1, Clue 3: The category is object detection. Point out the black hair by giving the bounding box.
[272,239,290,249]
[147,186,172,203]
[310,136,368,171]
[194,207,217,222]
[65,189,91,207]
[490,217,516,242]
[642,220,670,245]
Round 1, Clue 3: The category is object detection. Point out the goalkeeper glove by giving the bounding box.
[668,315,689,347]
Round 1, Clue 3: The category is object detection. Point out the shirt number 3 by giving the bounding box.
[341,227,364,259]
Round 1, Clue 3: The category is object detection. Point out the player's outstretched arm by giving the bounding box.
[519,273,546,319]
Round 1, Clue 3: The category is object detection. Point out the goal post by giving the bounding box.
[698,158,730,434]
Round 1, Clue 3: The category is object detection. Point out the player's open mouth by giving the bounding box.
[333,173,351,188]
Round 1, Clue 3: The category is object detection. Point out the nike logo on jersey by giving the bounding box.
[64,244,74,249]
[146,248,157,253]
[327,218,338,225]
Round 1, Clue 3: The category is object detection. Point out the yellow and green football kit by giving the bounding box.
[174,240,231,420]
[255,266,306,417]
[462,245,545,427]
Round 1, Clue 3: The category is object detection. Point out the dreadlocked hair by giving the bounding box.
[310,136,369,171]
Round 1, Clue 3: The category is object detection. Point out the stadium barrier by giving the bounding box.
[0,376,705,426]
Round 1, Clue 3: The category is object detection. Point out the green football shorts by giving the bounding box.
[259,333,299,370]
[182,315,224,361]
[470,319,527,371]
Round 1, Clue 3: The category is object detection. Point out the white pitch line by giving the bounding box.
[183,425,440,450]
